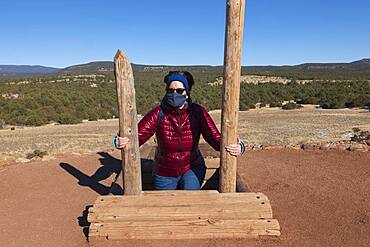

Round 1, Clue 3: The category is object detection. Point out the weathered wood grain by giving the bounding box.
[220,0,246,192]
[88,191,279,240]
[89,219,280,239]
[114,50,141,195]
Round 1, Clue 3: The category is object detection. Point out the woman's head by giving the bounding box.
[162,71,194,108]
[164,71,194,96]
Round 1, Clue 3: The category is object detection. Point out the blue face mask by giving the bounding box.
[164,92,187,108]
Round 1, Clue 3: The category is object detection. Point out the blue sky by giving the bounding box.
[0,0,369,68]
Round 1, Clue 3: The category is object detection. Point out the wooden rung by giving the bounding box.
[92,192,268,207]
[90,218,280,229]
[90,195,269,211]
[89,200,270,215]
[88,206,271,221]
[89,219,280,240]
[88,204,272,223]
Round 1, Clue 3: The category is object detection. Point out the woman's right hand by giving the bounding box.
[116,136,130,149]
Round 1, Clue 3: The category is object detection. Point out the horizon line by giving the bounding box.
[1,57,369,69]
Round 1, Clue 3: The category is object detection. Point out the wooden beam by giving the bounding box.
[89,192,268,210]
[220,0,246,193]
[87,193,273,223]
[88,192,280,240]
[89,219,280,239]
[114,50,142,195]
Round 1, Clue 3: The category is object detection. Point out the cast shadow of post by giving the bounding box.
[59,152,122,196]
[59,151,156,240]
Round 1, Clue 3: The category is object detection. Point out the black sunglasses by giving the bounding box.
[166,88,186,94]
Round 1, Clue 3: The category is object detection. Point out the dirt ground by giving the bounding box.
[0,148,369,247]
[1,106,369,163]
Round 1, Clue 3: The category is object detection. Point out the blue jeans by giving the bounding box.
[153,163,207,190]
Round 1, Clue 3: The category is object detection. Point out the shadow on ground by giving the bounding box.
[59,152,125,196]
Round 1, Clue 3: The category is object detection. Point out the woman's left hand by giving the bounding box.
[225,144,242,156]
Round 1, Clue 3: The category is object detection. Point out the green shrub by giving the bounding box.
[269,102,282,108]
[57,112,82,124]
[26,149,48,159]
[239,102,250,111]
[351,129,370,142]
[1,72,369,126]
[282,102,303,110]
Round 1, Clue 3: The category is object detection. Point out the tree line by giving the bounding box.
[0,71,369,127]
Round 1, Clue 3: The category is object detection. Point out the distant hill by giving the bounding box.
[0,65,60,76]
[242,58,370,80]
[61,61,221,74]
[61,58,370,74]
[296,59,370,70]
[1,59,369,78]
[245,59,370,71]
[61,62,113,73]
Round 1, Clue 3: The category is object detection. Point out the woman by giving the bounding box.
[114,71,246,190]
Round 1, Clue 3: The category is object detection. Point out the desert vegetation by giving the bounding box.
[0,69,369,127]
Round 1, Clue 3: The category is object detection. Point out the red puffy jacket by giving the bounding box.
[138,103,221,177]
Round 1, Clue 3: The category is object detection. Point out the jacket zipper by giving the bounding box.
[177,109,183,176]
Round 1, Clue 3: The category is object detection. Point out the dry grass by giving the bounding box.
[1,105,369,164]
[209,105,370,145]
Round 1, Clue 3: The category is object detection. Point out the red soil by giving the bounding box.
[0,149,369,247]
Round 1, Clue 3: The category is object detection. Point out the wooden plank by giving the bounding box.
[89,219,280,239]
[204,158,220,169]
[90,219,279,229]
[87,203,272,223]
[114,50,141,195]
[220,0,246,193]
[90,229,280,240]
[88,208,272,223]
[88,191,279,240]
[89,199,271,215]
[91,192,268,208]
[89,196,269,213]
[91,192,267,207]
[106,230,280,240]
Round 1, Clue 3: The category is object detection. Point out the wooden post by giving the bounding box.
[114,50,142,195]
[219,0,246,193]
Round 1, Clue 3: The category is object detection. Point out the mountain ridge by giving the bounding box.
[0,65,60,76]
[1,58,369,76]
